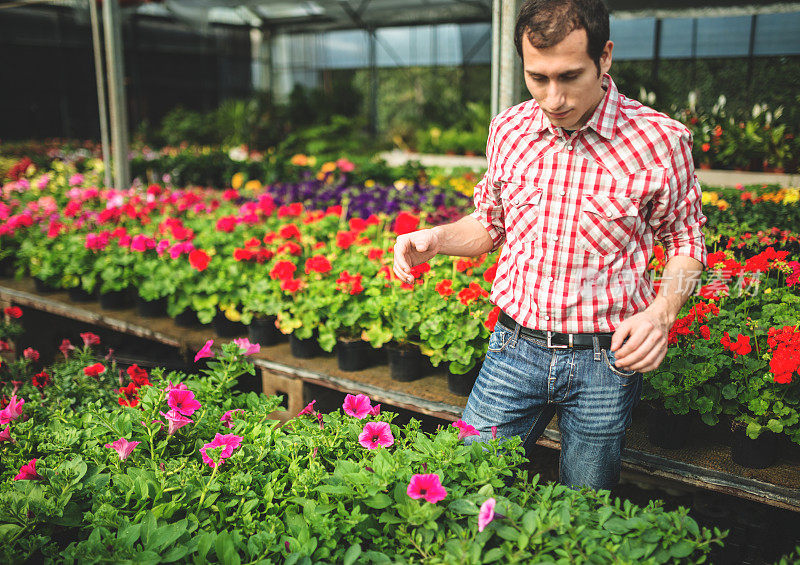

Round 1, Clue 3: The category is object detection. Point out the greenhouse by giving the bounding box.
[1,0,800,563]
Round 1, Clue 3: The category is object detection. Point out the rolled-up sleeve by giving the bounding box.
[469,118,506,251]
[648,130,707,266]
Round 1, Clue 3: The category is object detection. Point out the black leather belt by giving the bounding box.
[498,311,613,349]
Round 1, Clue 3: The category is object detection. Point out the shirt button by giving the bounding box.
[551,235,558,241]
[567,145,573,151]
[560,190,566,196]
[545,316,550,320]
[548,276,554,281]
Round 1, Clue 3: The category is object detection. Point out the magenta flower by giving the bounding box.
[478,498,496,532]
[167,389,201,416]
[160,410,194,435]
[317,413,324,429]
[491,426,497,440]
[220,409,244,429]
[233,338,260,356]
[0,424,13,443]
[370,404,381,417]
[0,395,25,425]
[407,473,447,504]
[104,438,140,460]
[23,348,39,361]
[297,400,316,416]
[200,433,243,468]
[452,420,480,441]
[358,421,394,450]
[164,380,188,393]
[13,459,42,481]
[194,339,214,363]
[342,394,372,419]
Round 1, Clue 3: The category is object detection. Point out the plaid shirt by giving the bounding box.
[471,74,707,333]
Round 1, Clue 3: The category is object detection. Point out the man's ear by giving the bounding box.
[600,40,614,75]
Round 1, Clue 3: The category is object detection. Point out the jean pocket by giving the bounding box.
[601,349,638,383]
[487,326,513,353]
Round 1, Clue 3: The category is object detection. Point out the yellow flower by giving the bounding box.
[231,172,245,190]
[782,188,799,205]
[716,199,729,210]
[320,161,337,174]
[244,179,262,192]
[290,154,308,166]
[307,156,317,168]
[764,288,772,294]
[365,180,375,188]
[701,191,719,205]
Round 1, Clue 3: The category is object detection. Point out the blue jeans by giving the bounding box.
[461,320,642,491]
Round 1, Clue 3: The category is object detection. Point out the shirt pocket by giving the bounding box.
[504,186,543,244]
[578,194,640,256]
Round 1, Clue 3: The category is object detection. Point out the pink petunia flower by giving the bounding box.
[13,458,42,481]
[23,348,39,361]
[0,395,25,426]
[200,433,243,468]
[342,394,372,419]
[491,426,497,440]
[104,438,140,460]
[232,338,260,356]
[407,473,447,504]
[370,404,381,417]
[167,389,201,416]
[59,338,75,360]
[220,409,244,429]
[80,332,101,347]
[159,410,194,435]
[164,380,188,393]
[452,420,480,441]
[317,413,324,429]
[0,424,13,443]
[478,498,496,532]
[194,339,214,363]
[297,400,316,416]
[358,421,394,450]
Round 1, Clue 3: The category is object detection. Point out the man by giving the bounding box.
[393,0,706,491]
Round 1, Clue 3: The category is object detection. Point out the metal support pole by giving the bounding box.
[102,0,130,189]
[89,0,112,189]
[652,18,662,88]
[497,0,521,114]
[490,0,501,116]
[746,14,758,106]
[368,28,378,138]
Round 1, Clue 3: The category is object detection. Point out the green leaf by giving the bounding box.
[146,519,187,552]
[215,531,241,565]
[482,548,506,563]
[448,498,479,516]
[364,493,392,509]
[343,543,362,565]
[669,540,696,559]
[603,517,630,535]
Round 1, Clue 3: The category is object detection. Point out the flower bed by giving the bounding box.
[0,333,724,562]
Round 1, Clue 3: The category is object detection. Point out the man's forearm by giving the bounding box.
[431,216,496,258]
[647,255,704,326]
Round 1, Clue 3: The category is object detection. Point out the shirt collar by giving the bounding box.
[528,73,619,140]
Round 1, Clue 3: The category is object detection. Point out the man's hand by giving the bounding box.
[393,228,442,284]
[610,306,670,373]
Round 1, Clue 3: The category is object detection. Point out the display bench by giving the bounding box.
[1,277,798,512]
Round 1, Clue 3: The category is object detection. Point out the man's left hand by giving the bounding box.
[610,308,670,373]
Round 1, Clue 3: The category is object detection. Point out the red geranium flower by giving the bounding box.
[485,306,501,331]
[127,364,151,387]
[277,242,302,256]
[32,371,50,390]
[189,249,211,271]
[270,261,297,281]
[305,255,332,274]
[215,216,237,232]
[280,278,303,293]
[394,212,420,235]
[84,362,107,378]
[279,224,301,240]
[720,332,752,357]
[435,279,453,297]
[336,231,358,250]
[277,203,304,218]
[336,271,364,295]
[4,307,22,319]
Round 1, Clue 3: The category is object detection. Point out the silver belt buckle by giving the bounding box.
[546,331,572,349]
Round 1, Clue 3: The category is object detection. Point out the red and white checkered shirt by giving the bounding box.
[471,74,707,333]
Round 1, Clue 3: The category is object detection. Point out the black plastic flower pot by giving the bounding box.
[447,361,482,396]
[0,256,15,277]
[336,338,372,372]
[387,343,425,382]
[290,333,321,359]
[99,289,133,310]
[731,424,778,469]
[33,277,59,293]
[174,309,201,328]
[68,286,96,303]
[247,316,282,347]
[135,295,168,318]
[370,345,388,367]
[212,311,246,338]
[646,408,692,450]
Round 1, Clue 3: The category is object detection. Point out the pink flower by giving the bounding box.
[69,173,84,186]
[233,338,260,356]
[104,437,140,460]
[452,420,480,441]
[167,389,201,416]
[220,409,244,429]
[342,394,372,419]
[59,338,75,359]
[23,347,39,361]
[159,410,194,435]
[200,433,243,468]
[491,426,497,440]
[478,498,496,532]
[370,404,381,417]
[194,339,214,363]
[358,421,394,450]
[13,459,42,481]
[0,395,25,425]
[297,400,316,416]
[407,473,447,504]
[0,425,13,443]
[164,380,188,393]
[317,413,324,429]
[156,239,170,256]
[80,332,101,347]
[336,158,355,173]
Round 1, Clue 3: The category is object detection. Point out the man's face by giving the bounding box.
[521,28,613,131]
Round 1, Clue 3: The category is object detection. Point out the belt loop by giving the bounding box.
[593,335,601,362]
[511,322,520,347]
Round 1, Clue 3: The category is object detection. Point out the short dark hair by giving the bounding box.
[514,0,610,75]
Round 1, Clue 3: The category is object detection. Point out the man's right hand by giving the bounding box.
[393,228,442,284]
